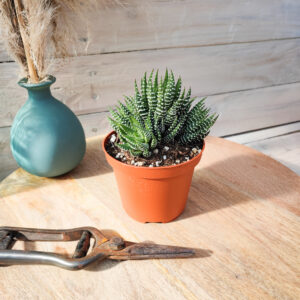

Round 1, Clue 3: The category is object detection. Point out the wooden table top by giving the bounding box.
[0,136,299,300]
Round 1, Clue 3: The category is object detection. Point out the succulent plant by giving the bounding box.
[109,69,218,157]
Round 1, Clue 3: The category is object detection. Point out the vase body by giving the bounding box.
[103,131,205,223]
[10,76,86,177]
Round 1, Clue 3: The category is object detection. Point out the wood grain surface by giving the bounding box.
[1,0,300,62]
[0,136,299,300]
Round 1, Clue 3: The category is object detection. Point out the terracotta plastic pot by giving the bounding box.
[102,131,205,223]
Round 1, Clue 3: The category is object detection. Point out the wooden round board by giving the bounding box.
[0,136,299,300]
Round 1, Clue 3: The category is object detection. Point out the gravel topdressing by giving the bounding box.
[105,133,204,167]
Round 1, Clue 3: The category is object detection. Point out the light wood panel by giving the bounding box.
[1,0,300,62]
[1,39,300,128]
[78,112,111,137]
[209,83,300,136]
[0,136,299,299]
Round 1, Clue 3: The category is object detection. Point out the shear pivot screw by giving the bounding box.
[109,237,125,250]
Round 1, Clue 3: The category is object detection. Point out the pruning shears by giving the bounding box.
[0,226,195,270]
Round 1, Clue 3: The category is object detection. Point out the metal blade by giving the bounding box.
[108,243,195,260]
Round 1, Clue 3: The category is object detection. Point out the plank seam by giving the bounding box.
[222,121,300,139]
[200,80,300,98]
[1,36,300,64]
[81,36,300,58]
[245,129,300,144]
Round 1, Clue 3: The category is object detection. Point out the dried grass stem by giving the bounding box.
[14,0,39,82]
[0,0,101,82]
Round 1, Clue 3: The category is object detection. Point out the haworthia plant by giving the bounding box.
[109,69,218,157]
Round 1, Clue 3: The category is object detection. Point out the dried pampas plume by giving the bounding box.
[0,0,101,83]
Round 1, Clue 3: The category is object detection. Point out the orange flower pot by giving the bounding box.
[102,131,205,223]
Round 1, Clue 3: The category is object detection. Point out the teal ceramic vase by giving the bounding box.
[10,76,86,177]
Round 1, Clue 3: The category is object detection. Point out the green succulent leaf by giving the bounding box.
[153,69,159,97]
[174,76,182,101]
[134,80,148,120]
[155,79,165,120]
[141,72,148,109]
[164,72,175,111]
[147,70,156,113]
[163,68,169,92]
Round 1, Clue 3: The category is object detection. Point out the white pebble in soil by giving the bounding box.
[192,148,198,154]
[153,149,159,154]
[131,160,135,165]
[163,146,169,151]
[163,155,167,160]
[175,159,180,164]
[110,134,116,143]
[185,157,190,161]
[137,161,145,167]
[149,164,154,168]
[155,161,162,167]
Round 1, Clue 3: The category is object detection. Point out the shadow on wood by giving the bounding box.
[177,152,299,221]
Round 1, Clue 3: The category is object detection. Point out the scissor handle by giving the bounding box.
[0,227,196,269]
[0,227,108,270]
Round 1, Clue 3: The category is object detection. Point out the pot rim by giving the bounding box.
[102,131,205,170]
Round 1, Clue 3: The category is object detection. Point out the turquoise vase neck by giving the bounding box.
[18,75,56,101]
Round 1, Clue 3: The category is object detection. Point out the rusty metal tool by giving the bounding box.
[0,226,195,270]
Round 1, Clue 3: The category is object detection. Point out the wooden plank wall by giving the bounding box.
[0,0,300,179]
